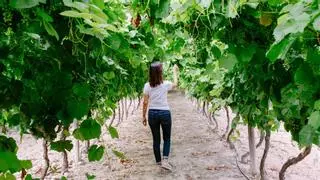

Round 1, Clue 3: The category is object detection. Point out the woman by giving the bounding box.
[142,61,179,170]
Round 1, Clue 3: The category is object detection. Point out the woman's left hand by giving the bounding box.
[143,117,147,126]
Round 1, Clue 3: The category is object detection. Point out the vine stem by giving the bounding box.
[279,146,312,180]
[260,130,271,180]
[41,140,50,180]
[223,106,230,138]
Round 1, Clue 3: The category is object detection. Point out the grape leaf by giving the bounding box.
[73,119,101,141]
[72,83,90,98]
[308,111,320,129]
[50,140,73,152]
[0,152,22,173]
[67,99,90,119]
[218,53,237,70]
[9,0,42,9]
[108,126,119,139]
[299,125,314,146]
[313,15,320,31]
[112,149,126,160]
[88,145,104,162]
[20,160,32,169]
[266,35,297,62]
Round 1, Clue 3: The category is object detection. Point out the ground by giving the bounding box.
[10,91,320,180]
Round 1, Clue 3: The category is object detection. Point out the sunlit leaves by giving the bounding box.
[226,0,239,18]
[273,2,310,42]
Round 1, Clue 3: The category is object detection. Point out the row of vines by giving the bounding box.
[134,0,319,179]
[1,0,319,179]
[0,0,176,179]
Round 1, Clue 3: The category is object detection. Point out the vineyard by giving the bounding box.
[0,0,319,180]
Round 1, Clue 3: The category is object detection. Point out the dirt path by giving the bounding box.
[10,91,320,179]
[105,91,244,180]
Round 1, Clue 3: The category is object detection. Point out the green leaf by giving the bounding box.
[299,125,314,146]
[8,113,20,127]
[155,0,170,18]
[313,15,320,31]
[88,145,104,162]
[268,0,282,6]
[91,0,104,9]
[226,0,238,18]
[266,35,297,62]
[218,53,237,70]
[274,5,310,42]
[103,72,115,80]
[308,111,320,129]
[112,149,126,160]
[43,21,59,40]
[50,140,73,152]
[236,45,256,63]
[60,11,82,18]
[0,135,18,152]
[20,160,32,169]
[0,152,22,173]
[36,8,53,22]
[61,176,67,180]
[85,173,96,180]
[0,172,15,180]
[72,83,90,98]
[314,100,320,110]
[108,126,119,139]
[25,174,40,180]
[294,63,313,85]
[9,0,42,9]
[67,99,90,119]
[73,119,101,141]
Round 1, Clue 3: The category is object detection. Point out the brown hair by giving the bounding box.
[149,61,163,87]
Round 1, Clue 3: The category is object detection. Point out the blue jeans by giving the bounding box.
[148,109,172,163]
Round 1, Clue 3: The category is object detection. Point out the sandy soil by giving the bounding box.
[8,91,320,180]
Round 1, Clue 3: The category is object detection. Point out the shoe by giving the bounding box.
[161,158,172,170]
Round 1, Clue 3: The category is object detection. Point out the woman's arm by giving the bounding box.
[171,64,179,89]
[142,94,149,126]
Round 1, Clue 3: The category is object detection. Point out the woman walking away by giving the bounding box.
[142,61,179,171]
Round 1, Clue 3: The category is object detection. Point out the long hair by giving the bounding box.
[149,61,163,88]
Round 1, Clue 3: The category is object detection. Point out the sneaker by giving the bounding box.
[156,162,162,166]
[161,158,172,171]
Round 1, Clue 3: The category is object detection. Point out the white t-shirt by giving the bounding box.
[143,81,173,110]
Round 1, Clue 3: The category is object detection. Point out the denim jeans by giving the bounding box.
[148,109,172,163]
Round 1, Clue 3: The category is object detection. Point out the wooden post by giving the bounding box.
[73,120,81,164]
[248,126,257,176]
